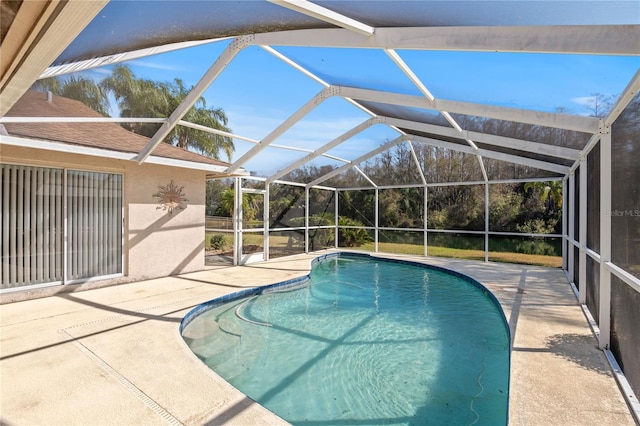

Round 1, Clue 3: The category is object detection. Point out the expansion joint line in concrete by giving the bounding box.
[62,296,203,331]
[58,329,183,425]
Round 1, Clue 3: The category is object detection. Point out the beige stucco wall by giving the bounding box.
[126,161,205,280]
[1,144,207,302]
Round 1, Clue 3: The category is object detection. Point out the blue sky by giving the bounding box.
[85,38,639,176]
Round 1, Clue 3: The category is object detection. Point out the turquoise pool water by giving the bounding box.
[182,254,510,425]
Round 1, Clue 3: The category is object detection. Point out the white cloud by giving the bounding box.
[128,59,186,72]
[225,106,394,176]
[226,106,365,147]
[571,96,596,107]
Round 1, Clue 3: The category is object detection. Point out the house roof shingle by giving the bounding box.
[3,90,232,170]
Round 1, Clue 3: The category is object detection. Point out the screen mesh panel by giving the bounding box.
[611,274,640,398]
[379,188,424,228]
[269,183,305,229]
[611,93,640,279]
[338,190,375,227]
[586,143,601,252]
[585,255,600,324]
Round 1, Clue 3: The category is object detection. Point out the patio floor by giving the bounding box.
[0,250,634,425]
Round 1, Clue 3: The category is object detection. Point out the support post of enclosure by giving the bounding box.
[233,177,241,266]
[335,189,339,249]
[579,154,587,304]
[424,185,428,257]
[375,188,379,253]
[598,129,612,350]
[264,184,270,261]
[485,183,489,262]
[562,177,568,271]
[568,172,575,283]
[305,188,309,254]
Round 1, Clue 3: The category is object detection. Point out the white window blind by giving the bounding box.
[1,165,63,288]
[1,164,123,290]
[66,171,122,281]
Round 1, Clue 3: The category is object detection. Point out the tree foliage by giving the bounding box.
[32,65,233,160]
[33,76,110,117]
[161,78,234,160]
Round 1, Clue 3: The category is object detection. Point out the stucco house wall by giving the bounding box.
[0,90,234,303]
[0,145,207,302]
[126,161,205,280]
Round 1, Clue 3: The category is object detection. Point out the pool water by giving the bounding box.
[182,255,510,425]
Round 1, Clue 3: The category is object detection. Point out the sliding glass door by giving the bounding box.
[66,170,123,282]
[1,164,123,291]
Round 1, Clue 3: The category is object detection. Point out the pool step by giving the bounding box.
[190,313,243,360]
[217,308,243,337]
[205,319,262,371]
[208,340,264,381]
[185,304,264,382]
[191,332,237,360]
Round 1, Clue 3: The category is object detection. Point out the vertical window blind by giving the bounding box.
[1,164,123,290]
[66,170,123,282]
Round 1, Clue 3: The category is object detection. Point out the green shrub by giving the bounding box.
[210,234,228,250]
[338,217,372,247]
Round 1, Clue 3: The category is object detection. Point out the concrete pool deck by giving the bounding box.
[1,250,635,425]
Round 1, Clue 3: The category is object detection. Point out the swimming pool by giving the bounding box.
[181,253,510,425]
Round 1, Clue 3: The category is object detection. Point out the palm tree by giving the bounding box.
[33,65,234,161]
[101,66,233,160]
[163,79,234,161]
[99,65,168,136]
[216,188,260,221]
[31,77,61,95]
[33,75,110,117]
[217,188,236,217]
[524,180,563,210]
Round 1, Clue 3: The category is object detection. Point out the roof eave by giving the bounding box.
[0,134,247,177]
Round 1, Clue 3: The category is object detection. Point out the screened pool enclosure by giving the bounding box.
[1,0,639,419]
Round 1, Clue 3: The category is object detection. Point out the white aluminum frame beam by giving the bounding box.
[136,35,254,164]
[599,130,612,350]
[260,45,330,87]
[225,86,337,174]
[0,116,166,124]
[383,117,580,161]
[579,154,587,304]
[2,112,576,179]
[267,0,374,36]
[261,45,378,118]
[568,171,576,282]
[36,25,640,82]
[259,46,386,186]
[332,176,562,192]
[385,49,434,101]
[562,176,568,271]
[0,0,108,117]
[407,141,427,185]
[409,135,569,175]
[40,39,225,79]
[570,69,639,174]
[605,68,640,127]
[252,25,640,55]
[385,48,488,181]
[307,136,407,188]
[337,86,600,134]
[384,50,479,150]
[265,116,384,184]
[354,165,378,188]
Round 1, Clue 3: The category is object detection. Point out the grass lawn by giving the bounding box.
[206,233,561,268]
[359,242,562,268]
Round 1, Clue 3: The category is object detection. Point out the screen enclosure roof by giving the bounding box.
[1,0,639,188]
